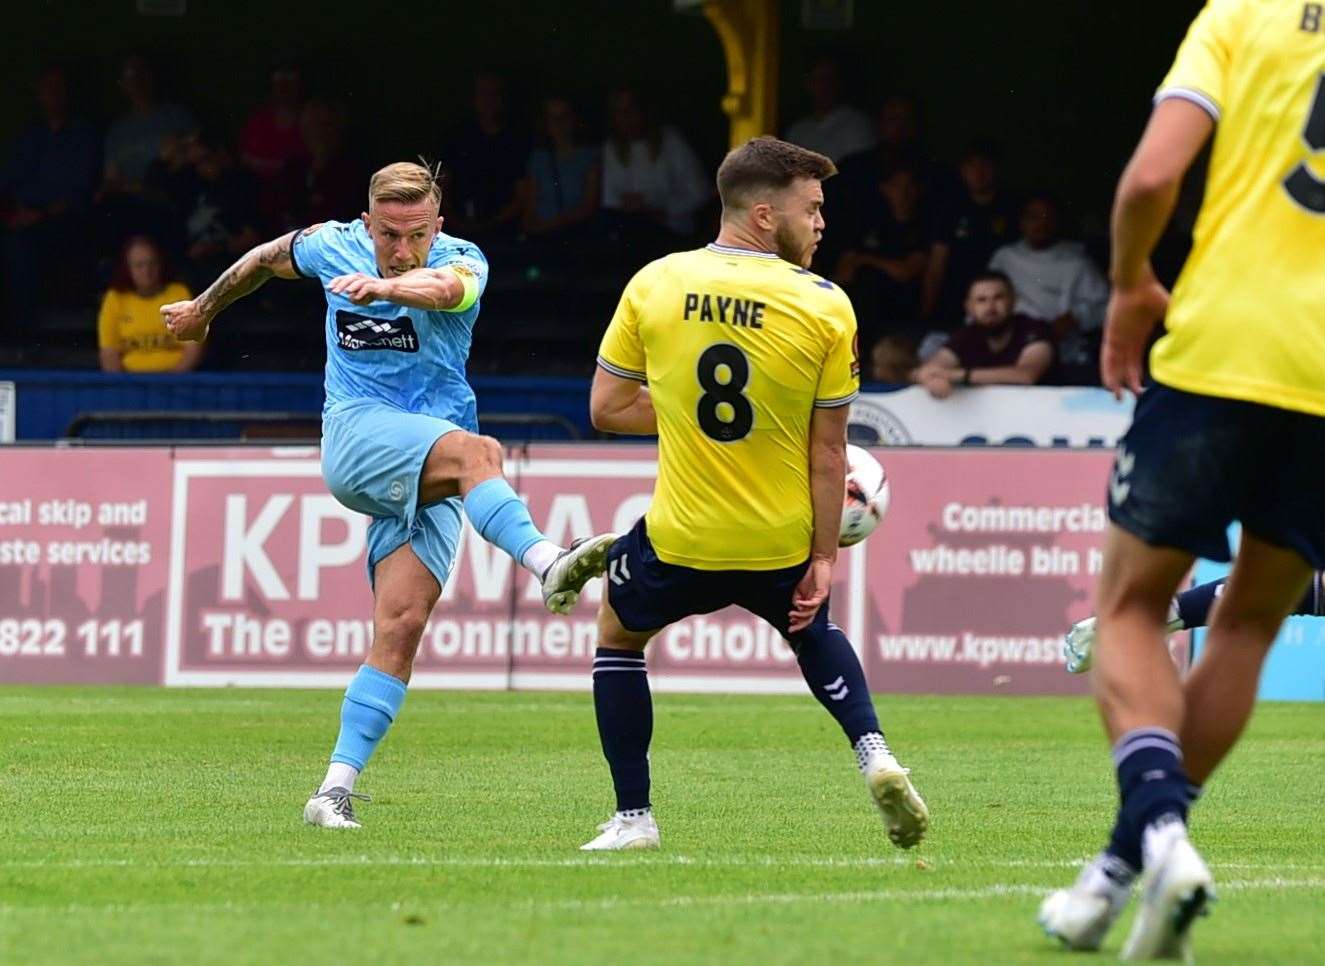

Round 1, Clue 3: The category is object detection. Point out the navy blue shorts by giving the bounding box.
[1109,384,1325,567]
[606,519,830,643]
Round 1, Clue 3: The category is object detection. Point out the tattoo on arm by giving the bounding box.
[195,231,298,320]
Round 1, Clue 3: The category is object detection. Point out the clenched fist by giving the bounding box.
[161,299,210,343]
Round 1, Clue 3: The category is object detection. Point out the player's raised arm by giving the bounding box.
[161,230,300,342]
[327,265,478,312]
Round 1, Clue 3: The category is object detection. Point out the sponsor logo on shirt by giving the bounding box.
[334,310,420,353]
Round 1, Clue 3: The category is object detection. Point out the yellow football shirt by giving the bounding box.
[1151,0,1325,415]
[97,282,195,372]
[597,243,859,571]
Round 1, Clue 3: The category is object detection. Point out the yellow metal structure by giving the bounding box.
[702,0,780,148]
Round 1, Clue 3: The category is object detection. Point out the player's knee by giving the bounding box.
[375,597,432,652]
[459,433,504,484]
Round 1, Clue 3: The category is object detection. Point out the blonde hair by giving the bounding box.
[368,159,442,209]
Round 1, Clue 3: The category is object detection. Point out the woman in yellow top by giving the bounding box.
[97,236,203,372]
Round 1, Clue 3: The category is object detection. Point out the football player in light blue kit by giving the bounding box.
[162,162,615,828]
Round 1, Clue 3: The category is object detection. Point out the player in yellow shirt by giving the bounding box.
[1039,2,1325,957]
[582,136,928,852]
[98,236,203,373]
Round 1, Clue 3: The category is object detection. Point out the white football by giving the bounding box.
[840,444,890,547]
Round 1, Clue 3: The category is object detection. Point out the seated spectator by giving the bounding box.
[522,94,601,240]
[784,56,875,163]
[239,60,310,231]
[149,125,261,288]
[101,54,195,199]
[922,138,1019,324]
[910,271,1054,398]
[1,64,99,328]
[602,87,710,239]
[298,98,365,225]
[868,334,919,384]
[831,161,931,346]
[440,72,530,242]
[825,93,949,254]
[988,192,1108,379]
[97,235,201,373]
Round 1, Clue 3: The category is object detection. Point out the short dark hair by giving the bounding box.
[716,136,836,211]
[966,270,1014,297]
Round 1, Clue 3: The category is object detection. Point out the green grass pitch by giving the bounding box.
[2,688,1322,964]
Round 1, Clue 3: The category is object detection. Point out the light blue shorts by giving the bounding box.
[321,398,466,589]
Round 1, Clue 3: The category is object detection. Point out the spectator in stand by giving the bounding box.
[97,235,201,373]
[298,98,365,224]
[910,271,1054,398]
[602,86,710,239]
[440,72,529,242]
[831,161,931,347]
[1,64,99,328]
[988,192,1109,382]
[522,94,601,243]
[101,53,195,200]
[784,57,875,163]
[821,92,945,270]
[151,124,261,288]
[868,334,919,384]
[921,138,1018,324]
[239,60,310,231]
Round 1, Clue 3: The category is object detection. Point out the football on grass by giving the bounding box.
[840,445,890,547]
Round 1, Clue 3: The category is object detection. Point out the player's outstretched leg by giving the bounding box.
[580,602,660,851]
[420,432,614,614]
[791,616,928,849]
[305,544,436,828]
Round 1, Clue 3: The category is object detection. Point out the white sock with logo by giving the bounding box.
[853,732,895,773]
[319,762,360,795]
[521,540,563,579]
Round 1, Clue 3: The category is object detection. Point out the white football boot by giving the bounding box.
[1121,834,1214,961]
[863,754,929,849]
[1064,603,1183,674]
[303,787,370,828]
[541,534,617,615]
[579,812,661,851]
[1039,853,1135,951]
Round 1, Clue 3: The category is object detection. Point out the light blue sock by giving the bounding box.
[462,477,547,563]
[330,665,408,770]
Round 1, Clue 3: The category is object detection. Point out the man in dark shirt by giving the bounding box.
[438,72,530,243]
[911,270,1054,398]
[1,64,100,327]
[922,139,1018,324]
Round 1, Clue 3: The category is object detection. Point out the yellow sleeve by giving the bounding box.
[96,291,120,349]
[596,261,660,382]
[814,295,860,408]
[1156,0,1244,121]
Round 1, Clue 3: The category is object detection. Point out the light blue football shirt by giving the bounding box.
[290,219,488,429]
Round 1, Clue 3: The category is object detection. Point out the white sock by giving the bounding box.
[617,807,651,821]
[1141,813,1188,869]
[1078,851,1137,905]
[319,762,359,795]
[521,540,563,579]
[853,732,895,773]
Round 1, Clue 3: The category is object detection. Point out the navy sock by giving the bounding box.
[1175,578,1225,629]
[792,620,881,744]
[1104,727,1191,870]
[592,648,653,812]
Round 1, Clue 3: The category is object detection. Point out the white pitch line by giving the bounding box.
[4,854,1324,875]
[0,878,1321,918]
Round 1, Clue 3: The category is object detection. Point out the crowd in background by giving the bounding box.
[0,52,1141,386]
